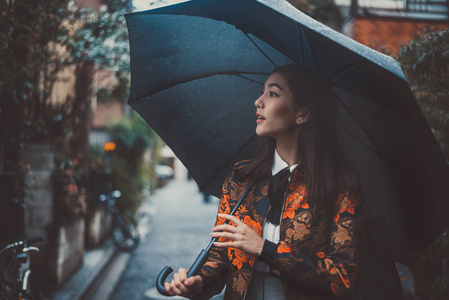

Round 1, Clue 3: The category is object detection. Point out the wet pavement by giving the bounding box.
[110,179,224,300]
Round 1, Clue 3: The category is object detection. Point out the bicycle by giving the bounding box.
[99,190,140,252]
[0,237,44,300]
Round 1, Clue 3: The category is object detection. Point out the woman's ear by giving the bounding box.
[296,106,311,124]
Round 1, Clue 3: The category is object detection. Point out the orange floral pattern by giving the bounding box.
[232,272,250,295]
[283,182,309,219]
[243,215,262,235]
[332,223,351,245]
[230,249,249,269]
[278,242,291,254]
[218,194,231,217]
[334,193,360,222]
[235,204,248,218]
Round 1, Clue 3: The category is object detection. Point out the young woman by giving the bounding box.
[164,65,402,299]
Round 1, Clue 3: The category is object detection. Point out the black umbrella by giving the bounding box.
[125,0,449,271]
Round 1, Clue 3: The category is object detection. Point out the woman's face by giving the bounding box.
[254,72,303,139]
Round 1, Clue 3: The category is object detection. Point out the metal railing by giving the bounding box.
[350,0,449,19]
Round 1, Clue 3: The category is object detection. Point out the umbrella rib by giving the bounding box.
[304,27,320,72]
[297,24,319,70]
[299,24,305,66]
[336,105,399,119]
[130,71,270,105]
[335,94,386,160]
[333,84,397,113]
[327,60,368,84]
[336,121,379,157]
[199,134,258,191]
[243,33,278,68]
[240,32,300,67]
[235,74,265,85]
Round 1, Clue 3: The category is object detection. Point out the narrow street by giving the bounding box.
[109,179,224,300]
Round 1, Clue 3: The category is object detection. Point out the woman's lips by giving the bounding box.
[256,113,265,124]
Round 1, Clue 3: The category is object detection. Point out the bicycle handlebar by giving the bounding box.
[0,237,44,255]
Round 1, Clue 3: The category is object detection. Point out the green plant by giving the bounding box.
[397,27,449,159]
[0,0,135,219]
[0,0,72,172]
[105,115,162,214]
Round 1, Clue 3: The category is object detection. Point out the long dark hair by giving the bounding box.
[236,64,360,218]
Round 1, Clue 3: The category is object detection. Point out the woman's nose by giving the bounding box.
[255,95,263,108]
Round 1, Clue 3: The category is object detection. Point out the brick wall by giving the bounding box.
[344,17,449,56]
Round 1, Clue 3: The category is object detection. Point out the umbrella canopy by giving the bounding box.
[125,0,449,266]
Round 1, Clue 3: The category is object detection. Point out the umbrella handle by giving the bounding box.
[156,266,173,296]
[156,249,211,296]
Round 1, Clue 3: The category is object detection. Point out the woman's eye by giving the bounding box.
[270,92,278,97]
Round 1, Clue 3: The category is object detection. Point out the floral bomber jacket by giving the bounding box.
[195,161,362,300]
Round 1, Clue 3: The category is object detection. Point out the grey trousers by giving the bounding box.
[245,270,285,300]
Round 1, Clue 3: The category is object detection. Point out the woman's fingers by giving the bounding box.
[163,268,203,297]
[173,272,189,294]
[178,268,188,282]
[164,282,175,296]
[169,277,183,295]
[217,213,244,226]
[212,214,265,256]
[213,223,239,233]
[213,240,240,248]
[211,230,240,240]
[213,214,245,233]
[185,274,202,287]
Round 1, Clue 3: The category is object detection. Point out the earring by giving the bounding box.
[296,119,302,124]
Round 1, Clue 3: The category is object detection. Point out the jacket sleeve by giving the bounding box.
[193,169,235,299]
[260,191,362,297]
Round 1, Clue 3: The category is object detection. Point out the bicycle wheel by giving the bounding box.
[21,274,43,300]
[111,210,140,252]
[0,280,13,300]
[0,255,15,300]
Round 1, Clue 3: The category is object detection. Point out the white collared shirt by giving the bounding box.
[263,150,298,244]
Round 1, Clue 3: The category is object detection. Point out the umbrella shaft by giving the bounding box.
[188,249,210,277]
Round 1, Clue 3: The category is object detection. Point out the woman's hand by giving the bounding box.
[164,268,203,298]
[212,214,265,256]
